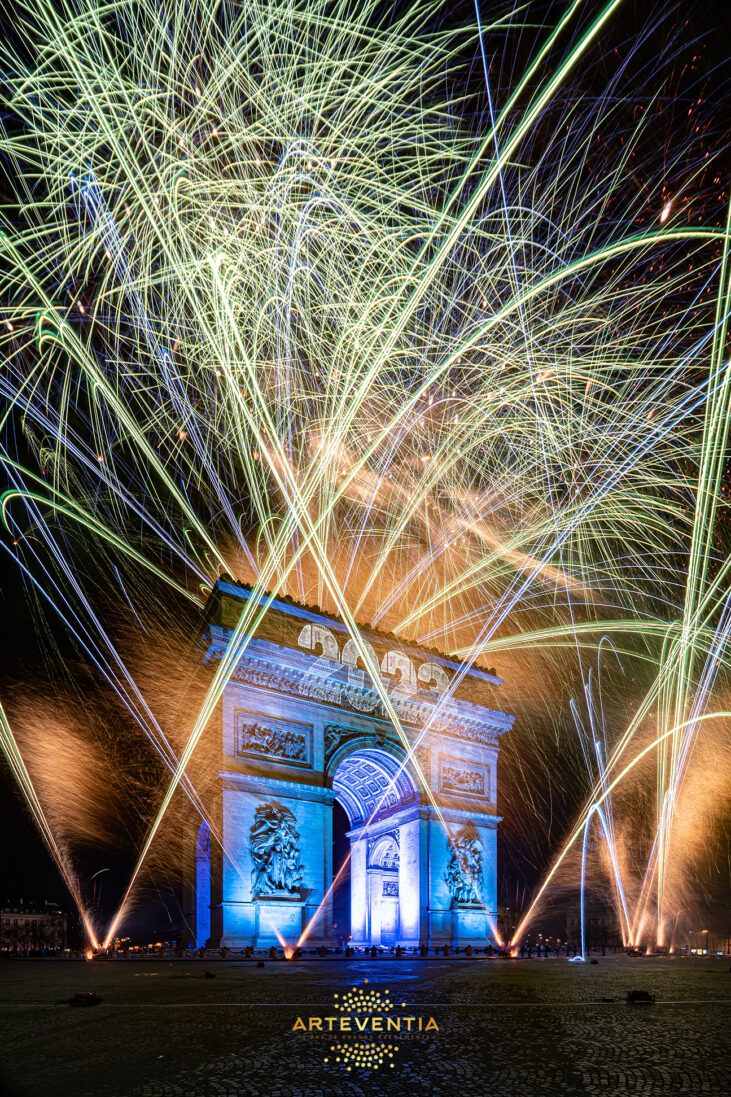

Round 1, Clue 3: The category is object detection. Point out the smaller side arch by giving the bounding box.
[370,833,400,870]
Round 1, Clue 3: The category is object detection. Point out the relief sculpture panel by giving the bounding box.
[234,709,312,768]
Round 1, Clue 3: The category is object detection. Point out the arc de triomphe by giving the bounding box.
[190,578,514,950]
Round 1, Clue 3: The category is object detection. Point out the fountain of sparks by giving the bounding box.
[0,0,728,951]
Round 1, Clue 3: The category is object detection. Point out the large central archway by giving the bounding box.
[329,744,421,948]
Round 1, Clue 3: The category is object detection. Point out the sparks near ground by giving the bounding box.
[0,0,728,953]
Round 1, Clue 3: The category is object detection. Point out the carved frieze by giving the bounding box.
[211,645,509,745]
[324,723,367,764]
[442,765,483,795]
[234,710,312,768]
[413,744,430,774]
[383,880,399,897]
[439,755,490,800]
[433,719,502,748]
[324,725,341,762]
[297,674,342,705]
[343,686,381,714]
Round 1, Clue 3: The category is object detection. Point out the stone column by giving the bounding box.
[397,815,423,946]
[368,867,384,945]
[349,830,368,944]
[195,850,211,947]
[321,794,334,939]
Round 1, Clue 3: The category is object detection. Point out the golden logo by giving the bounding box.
[292,978,439,1073]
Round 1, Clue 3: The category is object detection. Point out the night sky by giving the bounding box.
[0,0,729,943]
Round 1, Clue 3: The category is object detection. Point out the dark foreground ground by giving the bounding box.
[0,954,728,1097]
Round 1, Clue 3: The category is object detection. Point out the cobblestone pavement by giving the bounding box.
[0,956,728,1097]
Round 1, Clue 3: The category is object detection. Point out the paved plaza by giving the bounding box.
[0,955,728,1097]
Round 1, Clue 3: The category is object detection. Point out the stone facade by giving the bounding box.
[1,900,67,952]
[191,578,514,949]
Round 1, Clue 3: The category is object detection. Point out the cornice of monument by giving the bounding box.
[208,575,504,686]
[203,624,513,747]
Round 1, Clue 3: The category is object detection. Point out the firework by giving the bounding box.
[0,0,728,949]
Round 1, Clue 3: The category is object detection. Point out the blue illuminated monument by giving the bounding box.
[192,579,514,949]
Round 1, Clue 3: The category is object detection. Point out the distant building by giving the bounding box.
[1,899,68,951]
[565,899,622,950]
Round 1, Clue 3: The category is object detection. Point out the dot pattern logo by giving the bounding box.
[324,1038,398,1071]
[292,976,438,1069]
[333,983,394,1014]
[323,980,399,1072]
